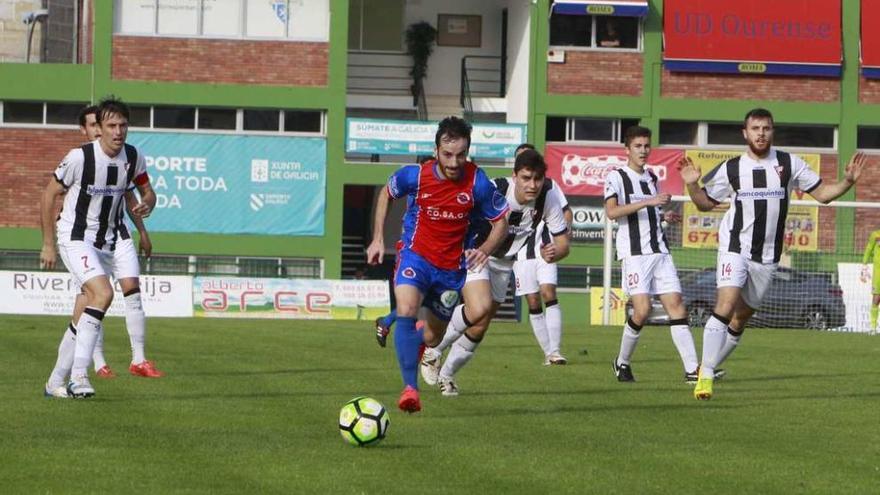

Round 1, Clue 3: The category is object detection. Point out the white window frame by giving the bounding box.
[128,106,326,136]
[547,14,643,53]
[658,121,838,153]
[0,101,81,130]
[545,117,629,145]
[114,0,330,42]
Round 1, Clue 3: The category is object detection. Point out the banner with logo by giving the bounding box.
[551,1,649,17]
[569,196,614,244]
[128,132,326,236]
[836,263,875,333]
[0,271,193,317]
[546,145,684,197]
[663,0,841,77]
[589,287,626,326]
[192,277,390,320]
[681,150,820,251]
[345,118,526,159]
[862,0,880,78]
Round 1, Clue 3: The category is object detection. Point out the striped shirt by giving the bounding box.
[515,185,570,261]
[702,148,821,264]
[604,165,669,260]
[54,140,148,251]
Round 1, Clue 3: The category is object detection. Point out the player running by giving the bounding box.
[605,126,709,383]
[680,108,868,400]
[510,144,573,366]
[862,228,880,332]
[40,97,158,398]
[420,148,570,396]
[366,117,509,413]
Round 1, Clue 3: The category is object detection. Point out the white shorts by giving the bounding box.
[621,253,682,297]
[716,252,776,310]
[513,258,558,296]
[465,257,514,303]
[58,239,141,291]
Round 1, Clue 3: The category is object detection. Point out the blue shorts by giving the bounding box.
[394,249,464,321]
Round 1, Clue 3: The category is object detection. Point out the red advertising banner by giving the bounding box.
[663,0,841,77]
[546,145,684,197]
[863,0,880,77]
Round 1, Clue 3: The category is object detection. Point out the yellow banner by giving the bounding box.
[682,150,820,252]
[589,287,627,326]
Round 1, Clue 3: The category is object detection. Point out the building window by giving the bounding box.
[858,127,880,150]
[154,106,196,129]
[546,116,639,143]
[348,0,405,51]
[0,101,89,126]
[659,121,699,145]
[549,13,641,50]
[1,101,324,136]
[659,120,837,150]
[114,0,330,41]
[243,109,280,131]
[198,108,237,130]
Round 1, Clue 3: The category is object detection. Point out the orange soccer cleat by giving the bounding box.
[397,385,421,413]
[129,360,165,378]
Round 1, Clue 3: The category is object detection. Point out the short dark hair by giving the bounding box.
[435,116,472,149]
[77,105,98,127]
[95,96,130,125]
[515,143,536,154]
[513,148,547,177]
[744,108,774,127]
[624,125,651,147]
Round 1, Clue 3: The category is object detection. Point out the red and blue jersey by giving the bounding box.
[387,160,508,270]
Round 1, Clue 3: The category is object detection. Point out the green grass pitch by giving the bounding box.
[0,315,877,494]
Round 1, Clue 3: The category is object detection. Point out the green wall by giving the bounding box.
[1,0,876,275]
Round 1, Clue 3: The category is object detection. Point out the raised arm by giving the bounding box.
[809,152,868,204]
[678,157,718,211]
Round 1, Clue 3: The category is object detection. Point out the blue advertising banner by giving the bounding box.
[345,118,526,159]
[128,132,326,235]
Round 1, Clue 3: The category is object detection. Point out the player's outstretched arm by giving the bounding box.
[678,157,716,211]
[366,190,391,265]
[40,178,66,270]
[604,194,671,220]
[809,152,868,204]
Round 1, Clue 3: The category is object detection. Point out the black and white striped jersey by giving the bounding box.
[54,140,148,251]
[515,186,569,261]
[604,165,669,260]
[471,177,569,260]
[702,148,821,264]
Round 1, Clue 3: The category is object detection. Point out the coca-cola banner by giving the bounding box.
[546,145,685,197]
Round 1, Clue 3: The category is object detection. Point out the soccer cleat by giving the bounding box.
[374,317,391,348]
[542,356,551,366]
[547,352,568,365]
[44,382,70,399]
[694,376,714,400]
[612,359,635,382]
[397,385,421,413]
[67,375,95,399]
[686,368,727,385]
[438,376,459,397]
[96,365,116,379]
[129,360,165,378]
[420,348,442,386]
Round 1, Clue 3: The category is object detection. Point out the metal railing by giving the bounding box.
[347,50,413,95]
[460,55,505,121]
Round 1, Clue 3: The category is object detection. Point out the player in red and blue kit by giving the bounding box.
[366,117,509,413]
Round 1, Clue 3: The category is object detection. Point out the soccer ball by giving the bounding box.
[338,396,390,446]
